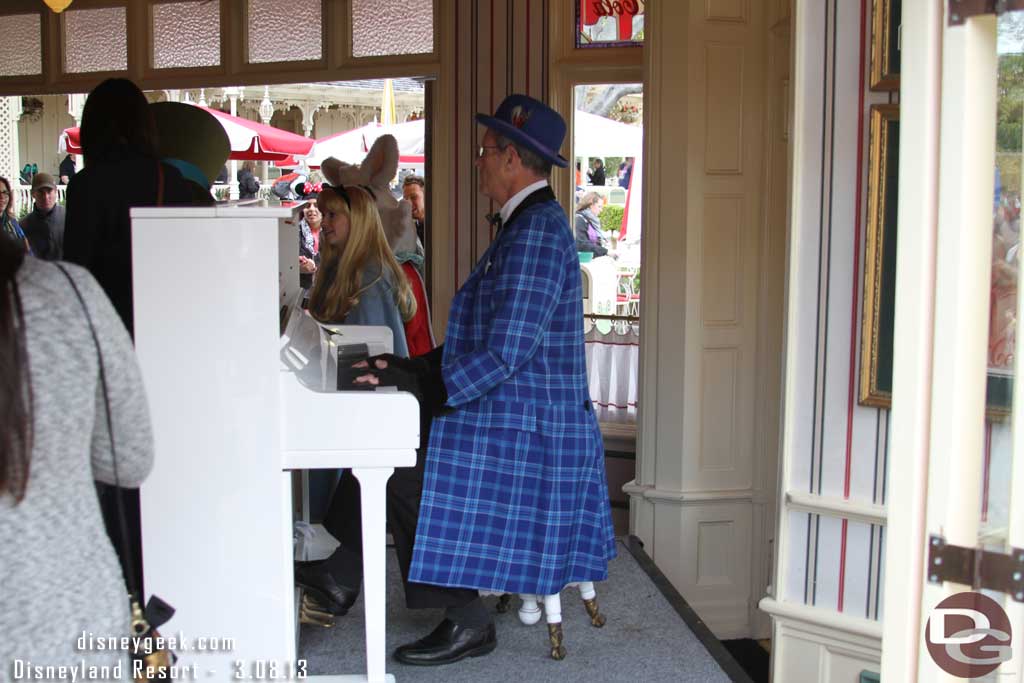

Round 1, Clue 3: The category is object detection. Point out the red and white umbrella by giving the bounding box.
[60,104,315,162]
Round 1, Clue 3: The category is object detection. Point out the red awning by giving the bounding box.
[60,104,314,162]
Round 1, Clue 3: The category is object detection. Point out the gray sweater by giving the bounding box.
[0,258,153,678]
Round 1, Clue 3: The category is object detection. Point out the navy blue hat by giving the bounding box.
[476,94,569,168]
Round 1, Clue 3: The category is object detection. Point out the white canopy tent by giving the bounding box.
[573,110,643,242]
[573,110,643,158]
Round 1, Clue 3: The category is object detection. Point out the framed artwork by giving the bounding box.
[870,0,901,91]
[860,104,900,408]
[860,104,1015,418]
[576,0,644,49]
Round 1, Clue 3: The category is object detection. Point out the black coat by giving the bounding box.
[63,152,197,335]
[587,165,606,186]
[237,169,260,199]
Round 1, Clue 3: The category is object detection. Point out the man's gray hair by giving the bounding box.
[495,134,553,177]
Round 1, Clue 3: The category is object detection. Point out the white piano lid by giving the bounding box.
[131,200,304,219]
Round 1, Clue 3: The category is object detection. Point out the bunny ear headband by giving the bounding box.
[318,183,378,211]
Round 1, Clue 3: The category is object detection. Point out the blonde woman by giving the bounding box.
[296,184,417,615]
[307,184,415,357]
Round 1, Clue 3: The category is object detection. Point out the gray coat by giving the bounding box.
[0,258,153,673]
[20,204,65,261]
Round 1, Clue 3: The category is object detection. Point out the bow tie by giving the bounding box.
[486,212,504,233]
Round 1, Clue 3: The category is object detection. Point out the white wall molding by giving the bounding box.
[785,491,887,526]
[624,480,754,504]
[759,597,883,639]
[761,597,882,682]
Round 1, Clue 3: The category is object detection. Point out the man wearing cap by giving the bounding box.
[20,173,65,260]
[351,94,616,666]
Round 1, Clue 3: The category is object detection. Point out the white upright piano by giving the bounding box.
[131,202,418,682]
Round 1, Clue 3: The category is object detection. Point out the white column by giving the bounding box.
[0,96,23,190]
[225,87,241,200]
[880,0,942,679]
[259,87,274,186]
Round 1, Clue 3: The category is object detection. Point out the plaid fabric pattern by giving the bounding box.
[409,195,617,595]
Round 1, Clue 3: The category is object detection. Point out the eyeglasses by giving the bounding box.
[477,145,503,158]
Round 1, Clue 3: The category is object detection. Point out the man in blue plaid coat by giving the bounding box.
[352,94,616,666]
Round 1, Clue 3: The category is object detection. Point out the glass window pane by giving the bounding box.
[64,6,128,74]
[982,11,1024,549]
[247,0,322,64]
[153,1,220,69]
[0,14,42,77]
[576,0,644,49]
[352,0,433,58]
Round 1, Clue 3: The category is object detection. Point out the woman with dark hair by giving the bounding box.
[0,176,30,253]
[238,160,260,200]
[0,235,153,670]
[298,199,322,289]
[574,191,611,257]
[62,78,194,595]
[63,78,195,335]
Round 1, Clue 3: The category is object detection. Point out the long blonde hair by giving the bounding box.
[308,185,416,324]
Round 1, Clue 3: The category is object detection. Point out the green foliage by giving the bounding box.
[997,54,1024,153]
[600,204,625,233]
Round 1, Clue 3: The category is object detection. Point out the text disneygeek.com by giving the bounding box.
[5,631,319,681]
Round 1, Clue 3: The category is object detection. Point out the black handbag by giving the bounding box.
[56,264,177,682]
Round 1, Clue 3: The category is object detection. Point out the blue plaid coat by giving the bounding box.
[408,188,617,596]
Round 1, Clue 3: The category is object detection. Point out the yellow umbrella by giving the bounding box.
[380,79,397,126]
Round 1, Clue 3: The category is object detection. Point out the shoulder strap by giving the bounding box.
[53,263,140,601]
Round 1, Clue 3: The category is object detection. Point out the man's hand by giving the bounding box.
[350,353,450,414]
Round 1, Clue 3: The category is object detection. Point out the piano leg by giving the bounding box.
[351,466,395,683]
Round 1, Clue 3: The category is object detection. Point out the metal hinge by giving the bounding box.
[928,534,1024,601]
[949,0,1024,26]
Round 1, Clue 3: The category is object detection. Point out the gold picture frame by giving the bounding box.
[860,104,899,408]
[860,104,1015,419]
[870,0,901,91]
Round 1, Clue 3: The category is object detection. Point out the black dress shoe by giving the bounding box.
[294,561,359,616]
[393,618,497,666]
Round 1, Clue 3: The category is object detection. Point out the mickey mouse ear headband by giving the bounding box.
[295,180,323,199]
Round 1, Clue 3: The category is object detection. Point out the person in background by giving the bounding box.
[618,157,633,190]
[575,160,583,188]
[62,77,195,595]
[298,189,322,289]
[20,173,65,260]
[574,191,612,258]
[0,176,30,253]
[237,160,260,200]
[294,184,417,616]
[402,175,426,245]
[59,154,76,185]
[0,235,154,673]
[587,157,606,186]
